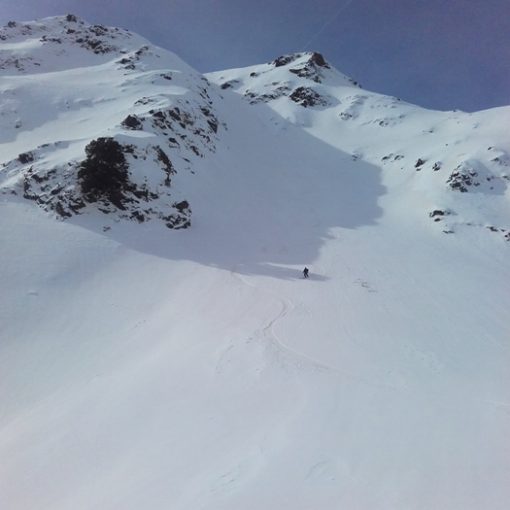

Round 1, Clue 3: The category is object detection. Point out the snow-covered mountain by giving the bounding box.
[1,15,509,510]
[0,14,224,227]
[208,51,510,241]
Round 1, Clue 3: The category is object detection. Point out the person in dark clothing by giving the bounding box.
[303,267,309,279]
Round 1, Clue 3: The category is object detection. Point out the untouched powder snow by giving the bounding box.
[1,17,510,510]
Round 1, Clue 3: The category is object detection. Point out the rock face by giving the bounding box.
[289,86,330,108]
[5,139,191,228]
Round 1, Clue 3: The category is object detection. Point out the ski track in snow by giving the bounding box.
[229,265,333,373]
[229,265,405,393]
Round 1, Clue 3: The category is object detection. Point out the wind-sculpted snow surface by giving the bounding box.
[1,16,510,510]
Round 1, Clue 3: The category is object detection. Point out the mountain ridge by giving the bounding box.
[1,14,508,241]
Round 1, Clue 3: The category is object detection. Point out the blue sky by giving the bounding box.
[1,0,508,111]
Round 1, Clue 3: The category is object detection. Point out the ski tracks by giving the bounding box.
[229,266,334,375]
[228,265,405,392]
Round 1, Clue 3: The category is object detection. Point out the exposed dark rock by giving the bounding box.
[40,35,62,44]
[220,81,235,90]
[134,97,156,106]
[173,200,189,213]
[55,201,72,218]
[163,213,191,229]
[66,14,78,23]
[207,118,218,133]
[121,114,143,130]
[131,186,158,201]
[130,210,146,223]
[244,85,291,104]
[447,165,480,192]
[289,86,328,107]
[492,155,509,166]
[154,146,175,186]
[308,52,329,68]
[415,158,426,169]
[81,37,114,54]
[89,24,108,37]
[18,152,34,164]
[147,103,219,157]
[289,53,330,83]
[429,209,452,222]
[272,54,299,67]
[200,107,218,132]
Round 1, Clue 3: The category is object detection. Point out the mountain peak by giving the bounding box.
[208,50,359,107]
[272,51,330,69]
[270,51,331,83]
[0,14,145,74]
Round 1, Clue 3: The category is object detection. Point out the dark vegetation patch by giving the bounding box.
[77,138,132,209]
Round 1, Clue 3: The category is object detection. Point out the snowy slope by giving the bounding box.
[1,18,510,510]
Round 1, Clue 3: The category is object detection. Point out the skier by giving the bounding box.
[303,267,309,279]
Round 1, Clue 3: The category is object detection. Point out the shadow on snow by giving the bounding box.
[71,96,386,281]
